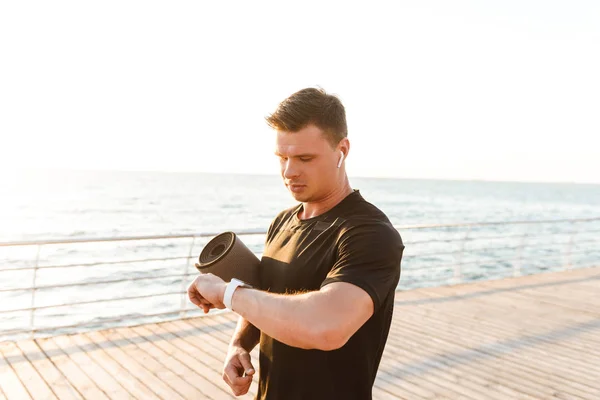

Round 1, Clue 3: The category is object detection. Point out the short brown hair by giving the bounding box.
[265,87,347,146]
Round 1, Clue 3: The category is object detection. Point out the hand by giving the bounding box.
[223,345,255,396]
[188,273,227,313]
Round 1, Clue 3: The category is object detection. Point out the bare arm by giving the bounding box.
[231,282,373,351]
[189,275,374,351]
[221,316,260,396]
[229,316,260,352]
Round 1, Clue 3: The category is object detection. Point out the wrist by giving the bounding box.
[231,286,248,314]
[231,335,255,352]
[229,340,244,351]
[224,279,253,311]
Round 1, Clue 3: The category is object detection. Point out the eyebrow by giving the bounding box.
[274,152,316,158]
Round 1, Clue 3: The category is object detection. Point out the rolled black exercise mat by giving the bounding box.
[195,232,260,287]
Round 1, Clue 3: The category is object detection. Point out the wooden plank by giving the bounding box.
[409,296,600,360]
[401,292,600,353]
[389,308,600,398]
[413,286,598,340]
[570,279,600,293]
[0,341,56,400]
[139,323,237,399]
[407,290,600,365]
[381,346,478,400]
[384,325,588,400]
[100,327,201,399]
[379,348,529,400]
[476,283,600,316]
[84,330,185,400]
[34,337,108,399]
[381,322,538,400]
[68,332,159,400]
[0,343,31,400]
[394,303,600,387]
[115,326,217,399]
[373,375,425,399]
[372,384,408,400]
[52,335,128,399]
[402,308,600,376]
[17,340,82,400]
[398,292,600,360]
[164,320,231,370]
[523,277,600,299]
[163,320,258,399]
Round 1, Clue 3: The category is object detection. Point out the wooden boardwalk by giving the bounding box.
[1,266,599,399]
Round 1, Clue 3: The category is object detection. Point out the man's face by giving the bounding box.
[275,124,344,203]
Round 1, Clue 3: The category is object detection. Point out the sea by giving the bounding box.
[1,169,599,339]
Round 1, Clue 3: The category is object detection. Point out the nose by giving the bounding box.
[282,158,300,180]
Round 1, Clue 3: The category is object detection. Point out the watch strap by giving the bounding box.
[223,278,252,311]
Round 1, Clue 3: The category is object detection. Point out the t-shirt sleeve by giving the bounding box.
[320,223,404,311]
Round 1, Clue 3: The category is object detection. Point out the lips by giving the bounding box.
[287,183,306,192]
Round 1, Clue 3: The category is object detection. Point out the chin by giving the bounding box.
[290,193,307,202]
[289,190,312,202]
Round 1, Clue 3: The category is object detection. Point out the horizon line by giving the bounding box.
[6,166,600,187]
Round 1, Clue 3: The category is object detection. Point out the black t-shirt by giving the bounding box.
[256,190,404,400]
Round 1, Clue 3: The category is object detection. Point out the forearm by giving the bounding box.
[231,287,340,350]
[229,315,261,352]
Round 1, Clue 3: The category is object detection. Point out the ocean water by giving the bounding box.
[1,169,599,339]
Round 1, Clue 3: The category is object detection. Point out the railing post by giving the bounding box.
[454,226,471,284]
[515,231,528,277]
[29,244,41,338]
[565,221,578,271]
[180,236,196,318]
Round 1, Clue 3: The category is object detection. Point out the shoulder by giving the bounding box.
[337,191,391,222]
[337,220,403,253]
[337,194,403,248]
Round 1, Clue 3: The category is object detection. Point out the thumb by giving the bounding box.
[239,352,255,376]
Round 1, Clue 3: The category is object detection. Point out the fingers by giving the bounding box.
[187,274,227,311]
[223,363,252,396]
[226,377,252,397]
[197,296,214,312]
[223,362,240,383]
[201,302,214,314]
[188,283,215,312]
[238,352,255,376]
[188,289,205,308]
[187,281,202,306]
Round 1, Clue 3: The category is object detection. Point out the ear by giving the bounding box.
[337,138,350,160]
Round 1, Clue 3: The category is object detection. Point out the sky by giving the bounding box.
[1,1,598,184]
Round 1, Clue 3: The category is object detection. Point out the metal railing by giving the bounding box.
[0,217,599,341]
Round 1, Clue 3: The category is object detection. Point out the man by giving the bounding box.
[188,87,404,399]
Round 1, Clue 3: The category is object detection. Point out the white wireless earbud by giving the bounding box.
[337,151,344,168]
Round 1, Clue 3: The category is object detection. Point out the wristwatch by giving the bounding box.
[223,278,253,311]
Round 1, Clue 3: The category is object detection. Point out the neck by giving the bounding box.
[298,177,353,220]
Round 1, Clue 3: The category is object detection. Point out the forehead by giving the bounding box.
[275,125,332,156]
